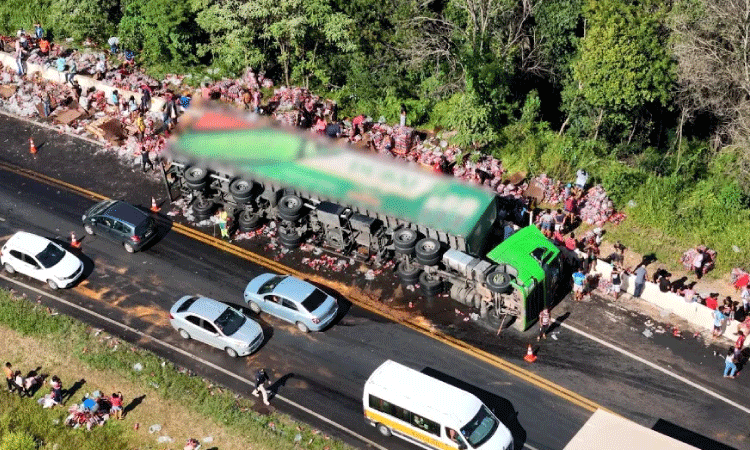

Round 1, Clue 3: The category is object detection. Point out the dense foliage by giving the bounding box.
[0,0,748,272]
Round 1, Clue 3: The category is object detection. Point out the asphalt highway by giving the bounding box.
[0,113,748,450]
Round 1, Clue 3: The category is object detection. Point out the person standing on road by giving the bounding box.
[610,267,622,301]
[141,144,153,173]
[712,307,728,339]
[217,207,229,240]
[724,347,739,378]
[572,268,585,301]
[251,368,270,405]
[538,308,551,341]
[4,362,16,393]
[633,264,647,298]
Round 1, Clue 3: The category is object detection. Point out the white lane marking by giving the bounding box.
[0,274,388,450]
[524,443,541,450]
[560,321,750,414]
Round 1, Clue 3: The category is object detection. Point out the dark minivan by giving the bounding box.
[82,200,157,253]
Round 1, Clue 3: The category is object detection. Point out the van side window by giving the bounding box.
[369,395,394,415]
[368,395,410,423]
[412,413,440,436]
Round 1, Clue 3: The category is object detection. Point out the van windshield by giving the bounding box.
[460,405,499,448]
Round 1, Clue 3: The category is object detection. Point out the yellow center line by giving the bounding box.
[0,160,606,415]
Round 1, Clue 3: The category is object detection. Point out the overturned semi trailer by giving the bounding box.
[163,105,561,330]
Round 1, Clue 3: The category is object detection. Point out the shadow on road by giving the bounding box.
[421,367,527,450]
[653,418,737,450]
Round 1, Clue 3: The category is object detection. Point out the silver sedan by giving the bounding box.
[170,295,264,357]
[243,274,339,333]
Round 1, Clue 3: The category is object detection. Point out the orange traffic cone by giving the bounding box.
[70,231,82,249]
[29,138,37,155]
[150,197,160,213]
[523,344,537,363]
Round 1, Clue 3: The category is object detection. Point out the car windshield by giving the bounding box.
[35,243,66,269]
[215,308,246,336]
[301,288,327,312]
[460,405,499,448]
[258,275,286,295]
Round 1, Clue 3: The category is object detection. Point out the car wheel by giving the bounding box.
[84,224,95,235]
[179,329,190,340]
[376,423,392,437]
[296,321,310,333]
[225,347,239,358]
[123,242,135,253]
[47,279,58,290]
[3,263,15,274]
[248,301,261,314]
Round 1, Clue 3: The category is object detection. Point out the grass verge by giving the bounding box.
[0,288,355,450]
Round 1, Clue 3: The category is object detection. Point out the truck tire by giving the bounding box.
[485,267,512,294]
[396,261,421,284]
[415,238,442,266]
[238,210,262,232]
[229,178,253,202]
[192,197,214,220]
[184,166,208,191]
[278,195,303,222]
[393,228,418,255]
[419,271,443,296]
[278,228,303,249]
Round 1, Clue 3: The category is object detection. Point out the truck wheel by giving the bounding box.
[192,198,214,220]
[415,238,442,266]
[278,228,302,249]
[238,210,262,232]
[419,271,443,296]
[184,166,208,191]
[393,228,418,255]
[229,178,253,201]
[396,261,421,284]
[485,267,512,294]
[278,195,303,221]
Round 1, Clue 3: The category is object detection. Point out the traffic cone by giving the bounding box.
[70,231,82,249]
[150,197,160,213]
[523,344,537,363]
[29,137,37,155]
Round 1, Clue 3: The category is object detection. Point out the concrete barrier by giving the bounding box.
[0,52,165,112]
[593,260,742,344]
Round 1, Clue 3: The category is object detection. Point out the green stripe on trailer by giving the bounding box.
[168,113,497,249]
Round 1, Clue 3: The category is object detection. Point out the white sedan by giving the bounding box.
[1,231,84,289]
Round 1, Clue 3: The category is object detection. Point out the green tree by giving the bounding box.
[119,0,202,72]
[533,0,583,80]
[229,0,357,88]
[564,0,675,143]
[49,0,118,43]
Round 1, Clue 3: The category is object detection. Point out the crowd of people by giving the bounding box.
[3,360,126,429]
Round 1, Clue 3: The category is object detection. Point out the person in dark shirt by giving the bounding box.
[324,122,342,139]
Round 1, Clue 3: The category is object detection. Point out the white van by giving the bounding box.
[363,360,513,450]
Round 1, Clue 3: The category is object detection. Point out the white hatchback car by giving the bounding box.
[1,231,84,289]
